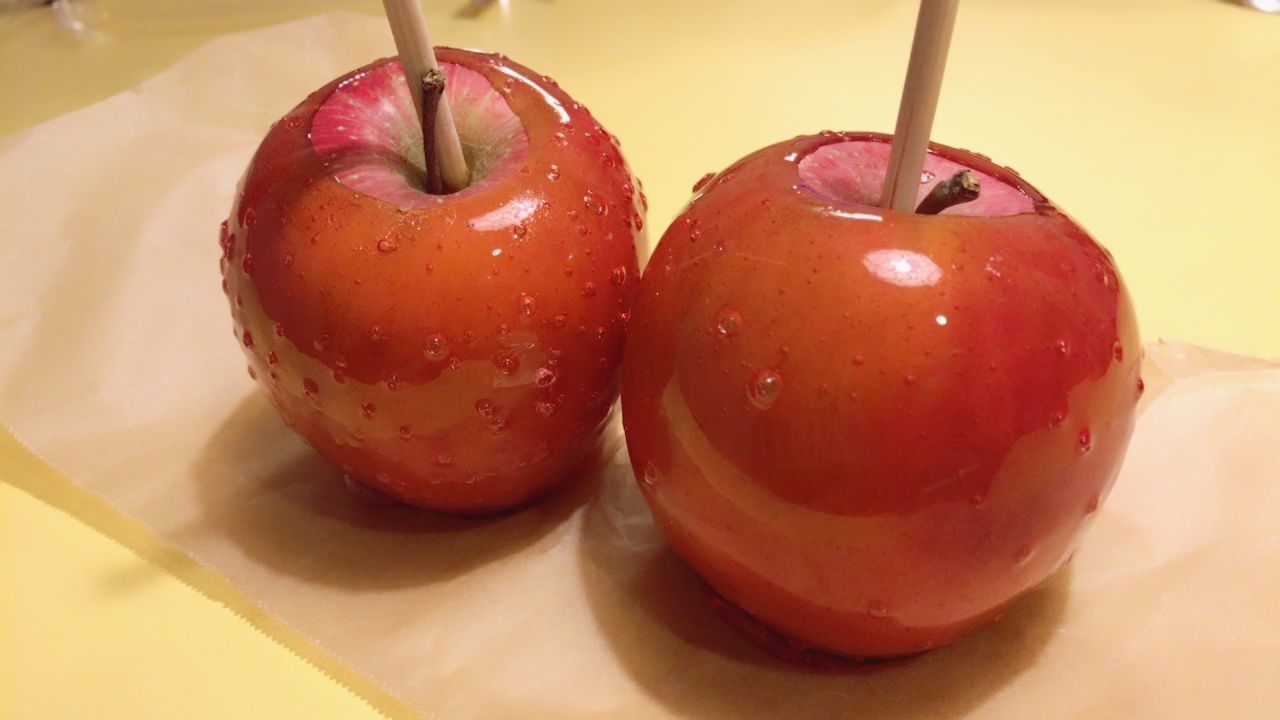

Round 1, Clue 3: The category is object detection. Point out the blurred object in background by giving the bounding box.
[1234,0,1279,13]
[51,0,99,40]
[0,0,99,39]
[456,0,496,18]
[0,0,48,10]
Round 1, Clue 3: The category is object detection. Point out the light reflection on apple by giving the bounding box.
[861,248,943,287]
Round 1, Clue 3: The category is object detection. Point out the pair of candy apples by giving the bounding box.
[221,50,1140,661]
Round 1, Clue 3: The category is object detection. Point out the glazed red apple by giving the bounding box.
[220,50,643,514]
[621,131,1141,659]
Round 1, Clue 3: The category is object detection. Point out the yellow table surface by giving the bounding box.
[2,1,1277,717]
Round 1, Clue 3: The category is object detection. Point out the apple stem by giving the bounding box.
[420,69,446,195]
[915,170,980,214]
[381,0,470,193]
[880,0,961,213]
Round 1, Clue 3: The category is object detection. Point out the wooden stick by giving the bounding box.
[381,0,470,193]
[879,0,961,212]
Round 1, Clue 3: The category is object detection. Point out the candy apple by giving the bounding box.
[621,131,1141,659]
[220,50,643,514]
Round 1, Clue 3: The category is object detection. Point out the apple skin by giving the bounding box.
[620,131,1141,658]
[221,50,643,514]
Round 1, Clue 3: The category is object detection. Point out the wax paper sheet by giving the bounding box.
[2,14,1277,720]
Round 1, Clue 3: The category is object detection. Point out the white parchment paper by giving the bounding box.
[2,14,1277,720]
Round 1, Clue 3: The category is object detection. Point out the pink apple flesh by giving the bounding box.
[796,140,1035,216]
[310,59,530,209]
